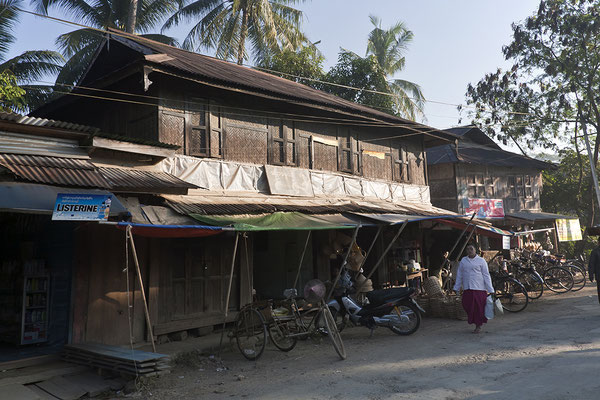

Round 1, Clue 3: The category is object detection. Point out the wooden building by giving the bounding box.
[20,30,466,349]
[426,126,553,215]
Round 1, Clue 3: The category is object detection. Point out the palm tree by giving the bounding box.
[162,0,307,65]
[31,0,180,86]
[365,15,425,121]
[0,0,63,111]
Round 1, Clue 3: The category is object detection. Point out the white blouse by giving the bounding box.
[453,255,495,293]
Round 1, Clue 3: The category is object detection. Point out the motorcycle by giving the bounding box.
[324,269,424,336]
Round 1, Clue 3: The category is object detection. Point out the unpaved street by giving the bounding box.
[129,287,600,400]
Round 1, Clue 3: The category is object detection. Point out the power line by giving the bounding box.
[15,6,536,120]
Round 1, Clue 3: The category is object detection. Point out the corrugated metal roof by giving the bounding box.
[162,193,457,217]
[0,154,196,193]
[98,167,197,194]
[505,211,576,222]
[0,153,110,188]
[427,142,554,169]
[0,111,100,134]
[102,29,455,143]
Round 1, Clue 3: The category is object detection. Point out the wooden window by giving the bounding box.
[516,175,524,197]
[524,175,533,198]
[466,174,485,198]
[268,120,297,166]
[339,130,353,173]
[508,175,517,198]
[393,145,409,182]
[486,176,495,198]
[186,98,209,157]
[185,98,223,158]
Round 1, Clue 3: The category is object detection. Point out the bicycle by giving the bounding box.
[490,268,529,313]
[529,253,575,293]
[508,259,544,300]
[234,285,346,361]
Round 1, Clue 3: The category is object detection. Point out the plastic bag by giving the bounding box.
[485,295,495,320]
[494,298,504,315]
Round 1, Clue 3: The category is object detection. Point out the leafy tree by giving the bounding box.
[162,0,307,65]
[325,51,396,115]
[541,146,596,257]
[466,0,600,224]
[365,15,424,120]
[0,0,63,111]
[0,70,26,111]
[32,0,179,86]
[256,44,324,89]
[322,15,424,120]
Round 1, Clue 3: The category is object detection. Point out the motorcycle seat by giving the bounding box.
[366,287,414,305]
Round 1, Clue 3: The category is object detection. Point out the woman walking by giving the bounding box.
[453,245,494,333]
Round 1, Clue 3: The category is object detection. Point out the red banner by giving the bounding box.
[464,198,505,219]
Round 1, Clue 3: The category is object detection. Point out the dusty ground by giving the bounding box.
[122,286,600,400]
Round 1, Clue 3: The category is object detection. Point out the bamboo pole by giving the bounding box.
[218,233,240,357]
[126,225,156,353]
[356,225,383,272]
[355,221,408,294]
[438,213,476,271]
[326,226,360,301]
[292,231,312,291]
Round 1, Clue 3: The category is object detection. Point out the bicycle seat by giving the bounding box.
[366,287,414,305]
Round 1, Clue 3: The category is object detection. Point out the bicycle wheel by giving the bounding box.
[268,318,297,352]
[389,303,421,336]
[496,278,528,313]
[519,271,544,299]
[315,306,346,336]
[543,266,574,293]
[235,307,267,360]
[321,306,346,360]
[563,264,586,292]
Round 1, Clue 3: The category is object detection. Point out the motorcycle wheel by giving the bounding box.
[389,303,421,336]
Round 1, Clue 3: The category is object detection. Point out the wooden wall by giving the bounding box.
[72,226,251,345]
[432,163,544,214]
[154,75,428,186]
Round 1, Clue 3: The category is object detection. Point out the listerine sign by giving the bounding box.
[52,193,112,221]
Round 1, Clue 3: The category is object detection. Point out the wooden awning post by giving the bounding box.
[355,220,408,294]
[218,232,240,358]
[357,225,383,272]
[292,231,312,291]
[326,226,360,301]
[438,212,476,271]
[126,225,156,353]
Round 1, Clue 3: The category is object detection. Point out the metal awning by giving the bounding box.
[350,212,466,225]
[0,182,127,215]
[505,211,576,223]
[436,219,513,237]
[114,221,228,238]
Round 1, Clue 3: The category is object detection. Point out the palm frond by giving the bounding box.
[162,0,223,31]
[55,41,101,86]
[55,28,102,58]
[0,50,64,83]
[0,0,20,60]
[140,33,179,47]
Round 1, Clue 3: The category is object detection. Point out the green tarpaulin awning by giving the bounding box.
[190,212,358,231]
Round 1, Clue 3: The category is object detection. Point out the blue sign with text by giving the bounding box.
[52,193,112,221]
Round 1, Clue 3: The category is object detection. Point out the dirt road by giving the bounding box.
[128,286,600,400]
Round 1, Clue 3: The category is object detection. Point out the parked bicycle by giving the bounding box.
[233,280,346,361]
[489,266,529,313]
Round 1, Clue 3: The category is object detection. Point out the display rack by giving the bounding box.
[20,274,49,345]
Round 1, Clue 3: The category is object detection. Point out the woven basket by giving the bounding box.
[430,296,445,318]
[416,297,431,315]
[423,276,444,298]
[455,296,468,321]
[442,297,457,319]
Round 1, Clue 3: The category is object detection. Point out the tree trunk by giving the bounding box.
[237,7,249,65]
[126,0,138,33]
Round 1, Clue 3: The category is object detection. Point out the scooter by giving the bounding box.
[326,269,424,336]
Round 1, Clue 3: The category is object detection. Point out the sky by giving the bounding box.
[5,0,541,131]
